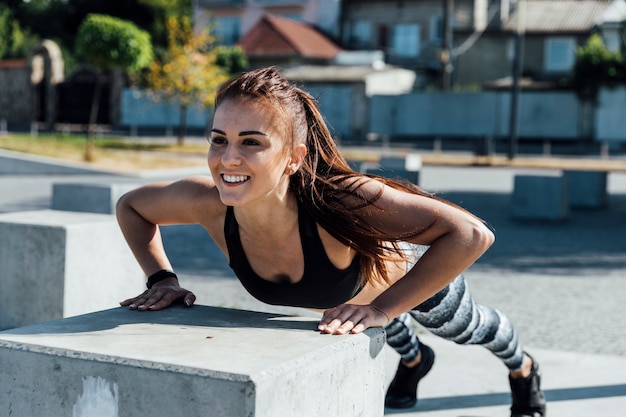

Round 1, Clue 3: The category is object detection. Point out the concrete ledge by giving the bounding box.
[563,170,608,209]
[52,182,140,214]
[0,305,386,417]
[511,174,569,221]
[0,210,144,330]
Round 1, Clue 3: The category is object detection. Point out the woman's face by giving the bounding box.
[208,99,302,207]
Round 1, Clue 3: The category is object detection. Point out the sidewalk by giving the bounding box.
[383,335,626,417]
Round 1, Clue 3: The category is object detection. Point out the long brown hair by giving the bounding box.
[214,67,444,286]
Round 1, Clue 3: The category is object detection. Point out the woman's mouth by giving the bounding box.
[222,174,250,184]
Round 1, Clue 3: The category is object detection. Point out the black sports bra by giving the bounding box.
[224,203,363,309]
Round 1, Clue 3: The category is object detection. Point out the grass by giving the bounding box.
[2,132,626,173]
[0,132,209,172]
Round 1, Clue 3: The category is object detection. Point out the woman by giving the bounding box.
[117,67,545,417]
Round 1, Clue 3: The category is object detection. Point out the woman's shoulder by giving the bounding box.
[179,174,224,202]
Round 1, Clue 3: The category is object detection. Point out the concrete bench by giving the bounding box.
[362,154,422,185]
[0,210,144,330]
[0,305,386,417]
[52,182,141,214]
[511,174,569,221]
[563,170,608,209]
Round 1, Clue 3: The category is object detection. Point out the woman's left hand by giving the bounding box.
[318,304,390,335]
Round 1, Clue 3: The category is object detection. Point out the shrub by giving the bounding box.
[570,33,625,103]
[75,13,153,73]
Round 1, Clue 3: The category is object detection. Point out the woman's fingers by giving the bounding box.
[318,304,389,335]
[184,292,197,307]
[119,286,196,311]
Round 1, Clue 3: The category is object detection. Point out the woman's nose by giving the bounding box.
[221,144,241,166]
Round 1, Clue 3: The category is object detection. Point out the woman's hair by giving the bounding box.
[214,67,446,286]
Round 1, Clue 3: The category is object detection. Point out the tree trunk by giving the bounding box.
[85,72,102,162]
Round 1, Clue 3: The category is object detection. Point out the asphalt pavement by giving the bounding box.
[1,148,625,416]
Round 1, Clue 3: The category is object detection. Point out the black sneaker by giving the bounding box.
[509,353,547,417]
[385,343,435,409]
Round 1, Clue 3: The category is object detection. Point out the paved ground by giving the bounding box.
[1,149,625,416]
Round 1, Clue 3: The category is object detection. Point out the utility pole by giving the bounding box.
[442,0,454,90]
[508,0,525,160]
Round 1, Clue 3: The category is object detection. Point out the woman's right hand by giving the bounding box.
[120,278,196,311]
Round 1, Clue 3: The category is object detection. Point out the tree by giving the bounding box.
[136,0,192,50]
[214,45,249,75]
[145,16,228,145]
[75,13,153,160]
[0,4,38,59]
[570,33,625,104]
[1,0,171,74]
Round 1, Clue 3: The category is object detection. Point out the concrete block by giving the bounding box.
[0,305,386,417]
[563,170,608,209]
[363,154,421,185]
[0,210,144,330]
[511,174,569,221]
[52,182,140,214]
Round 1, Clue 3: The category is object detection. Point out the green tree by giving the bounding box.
[214,45,249,75]
[570,33,625,103]
[75,13,153,160]
[146,16,228,145]
[0,4,38,59]
[137,0,192,52]
[0,0,171,74]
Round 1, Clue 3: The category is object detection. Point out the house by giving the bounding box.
[196,1,626,89]
[338,0,626,88]
[237,14,342,68]
[340,0,449,74]
[194,0,342,45]
[457,0,626,88]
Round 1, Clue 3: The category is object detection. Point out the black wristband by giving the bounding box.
[146,269,178,289]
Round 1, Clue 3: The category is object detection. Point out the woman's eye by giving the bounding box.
[242,138,260,146]
[209,136,226,145]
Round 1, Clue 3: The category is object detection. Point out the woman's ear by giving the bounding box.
[286,143,307,175]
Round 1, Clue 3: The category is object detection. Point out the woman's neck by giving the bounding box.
[233,193,299,240]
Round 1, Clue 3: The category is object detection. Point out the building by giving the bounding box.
[194,0,342,45]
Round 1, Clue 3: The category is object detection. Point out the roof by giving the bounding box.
[282,65,417,96]
[504,0,613,33]
[237,14,341,59]
[597,0,626,25]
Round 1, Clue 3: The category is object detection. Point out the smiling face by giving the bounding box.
[208,99,304,207]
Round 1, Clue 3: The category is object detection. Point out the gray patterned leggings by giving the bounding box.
[385,274,525,371]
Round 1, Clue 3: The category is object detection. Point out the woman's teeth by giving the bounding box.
[223,174,249,183]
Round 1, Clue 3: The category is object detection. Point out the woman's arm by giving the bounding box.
[318,180,495,334]
[116,176,223,311]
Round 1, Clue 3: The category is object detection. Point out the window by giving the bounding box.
[544,37,576,72]
[212,16,240,45]
[344,20,372,48]
[430,16,443,45]
[392,23,420,57]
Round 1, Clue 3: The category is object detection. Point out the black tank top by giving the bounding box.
[224,204,363,309]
